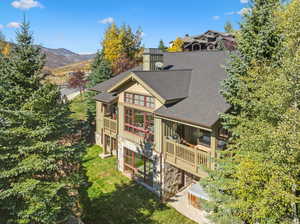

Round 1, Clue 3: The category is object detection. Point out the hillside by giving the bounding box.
[40,46,95,69]
[0,40,95,69]
[46,59,93,85]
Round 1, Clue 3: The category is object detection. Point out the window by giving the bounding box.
[217,127,229,150]
[198,130,211,147]
[124,92,155,108]
[219,127,229,139]
[124,107,154,142]
[124,93,133,104]
[123,147,154,187]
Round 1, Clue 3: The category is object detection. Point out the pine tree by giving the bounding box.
[224,21,234,33]
[0,21,82,224]
[0,30,5,41]
[158,39,166,52]
[86,51,112,118]
[200,0,295,223]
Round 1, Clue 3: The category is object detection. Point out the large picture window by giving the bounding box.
[124,107,154,142]
[123,148,154,187]
[124,92,155,109]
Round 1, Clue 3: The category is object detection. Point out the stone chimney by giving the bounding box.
[143,48,164,71]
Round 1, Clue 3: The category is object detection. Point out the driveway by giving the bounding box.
[59,85,81,100]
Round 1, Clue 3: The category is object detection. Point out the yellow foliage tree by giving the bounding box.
[102,23,124,66]
[2,43,11,56]
[168,37,184,52]
[102,23,143,74]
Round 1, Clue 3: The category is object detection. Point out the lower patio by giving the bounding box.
[79,145,197,224]
[168,186,211,224]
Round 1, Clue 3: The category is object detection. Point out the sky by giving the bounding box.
[0,0,250,54]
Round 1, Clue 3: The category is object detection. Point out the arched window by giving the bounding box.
[192,44,200,51]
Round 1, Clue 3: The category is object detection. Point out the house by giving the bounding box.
[90,49,230,201]
[171,30,236,51]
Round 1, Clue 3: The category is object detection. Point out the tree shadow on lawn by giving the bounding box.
[79,179,171,224]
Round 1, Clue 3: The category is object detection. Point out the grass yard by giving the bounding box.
[69,95,87,120]
[80,145,196,224]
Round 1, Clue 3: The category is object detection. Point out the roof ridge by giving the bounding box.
[133,69,192,73]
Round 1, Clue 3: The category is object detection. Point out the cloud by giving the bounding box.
[11,0,43,10]
[212,16,220,20]
[238,7,251,15]
[99,17,114,24]
[0,24,4,29]
[225,11,236,15]
[240,0,249,3]
[7,22,21,28]
[225,7,251,16]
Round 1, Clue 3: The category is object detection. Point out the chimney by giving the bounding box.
[143,48,164,71]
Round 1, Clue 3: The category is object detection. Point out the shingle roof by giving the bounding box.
[133,69,192,101]
[91,51,230,127]
[94,92,118,103]
[153,51,230,127]
[89,65,142,92]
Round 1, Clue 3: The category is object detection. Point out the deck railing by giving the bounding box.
[104,117,118,134]
[164,138,212,176]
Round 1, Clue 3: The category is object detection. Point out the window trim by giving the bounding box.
[124,107,154,142]
[124,92,155,109]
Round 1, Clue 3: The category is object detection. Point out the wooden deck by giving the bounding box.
[104,117,118,137]
[163,138,212,178]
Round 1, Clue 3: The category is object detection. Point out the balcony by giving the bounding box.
[163,137,212,178]
[104,117,118,136]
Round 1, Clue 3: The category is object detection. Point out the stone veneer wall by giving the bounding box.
[162,163,183,200]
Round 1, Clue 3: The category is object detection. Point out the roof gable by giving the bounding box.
[108,69,192,103]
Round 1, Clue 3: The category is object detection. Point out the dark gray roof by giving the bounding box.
[94,92,118,103]
[134,69,192,101]
[89,65,142,92]
[155,51,230,127]
[91,51,230,127]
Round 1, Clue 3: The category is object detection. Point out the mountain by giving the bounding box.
[1,40,95,69]
[40,46,96,69]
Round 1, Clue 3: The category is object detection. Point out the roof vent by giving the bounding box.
[155,62,164,70]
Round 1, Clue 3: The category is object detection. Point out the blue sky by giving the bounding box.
[0,0,250,54]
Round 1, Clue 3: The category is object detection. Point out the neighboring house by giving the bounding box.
[170,30,236,51]
[90,49,230,202]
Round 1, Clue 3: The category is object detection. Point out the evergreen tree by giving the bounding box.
[0,21,82,224]
[86,51,112,118]
[224,21,234,33]
[201,0,296,223]
[0,30,5,41]
[158,39,166,52]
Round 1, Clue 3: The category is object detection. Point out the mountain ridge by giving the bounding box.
[40,46,96,69]
[0,40,96,69]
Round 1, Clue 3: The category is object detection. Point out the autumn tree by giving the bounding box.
[0,21,82,224]
[0,32,10,56]
[168,37,183,52]
[200,0,300,223]
[102,23,142,72]
[68,70,87,97]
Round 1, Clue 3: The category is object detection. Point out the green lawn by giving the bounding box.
[69,95,87,120]
[80,145,196,224]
